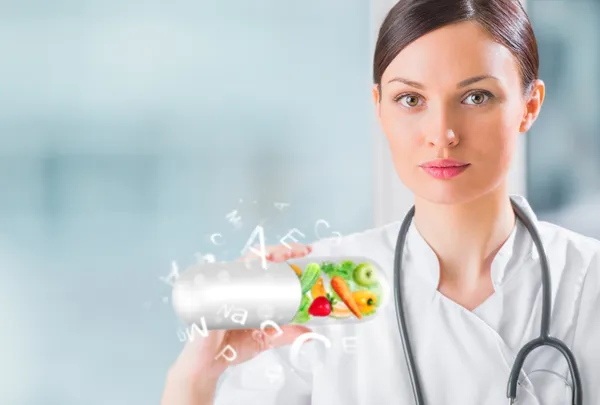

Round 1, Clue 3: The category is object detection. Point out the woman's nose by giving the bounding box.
[426,129,459,148]
[423,109,460,148]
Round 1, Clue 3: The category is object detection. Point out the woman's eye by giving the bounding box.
[394,91,493,108]
[396,94,423,108]
[463,91,492,105]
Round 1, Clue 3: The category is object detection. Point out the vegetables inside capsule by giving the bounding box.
[291,260,382,324]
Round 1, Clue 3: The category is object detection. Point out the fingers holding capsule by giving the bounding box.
[238,243,312,263]
[268,243,312,262]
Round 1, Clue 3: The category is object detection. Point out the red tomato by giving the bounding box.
[308,296,332,316]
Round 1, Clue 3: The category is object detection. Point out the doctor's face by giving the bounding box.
[373,21,544,205]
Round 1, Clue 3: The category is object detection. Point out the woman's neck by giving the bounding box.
[413,185,516,288]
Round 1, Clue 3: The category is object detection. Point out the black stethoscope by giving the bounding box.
[392,196,583,404]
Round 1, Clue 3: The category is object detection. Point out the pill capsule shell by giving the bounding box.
[171,256,390,330]
[172,259,302,330]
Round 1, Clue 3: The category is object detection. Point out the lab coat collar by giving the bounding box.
[389,194,539,290]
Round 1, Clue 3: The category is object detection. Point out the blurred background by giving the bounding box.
[0,0,598,404]
[527,0,600,237]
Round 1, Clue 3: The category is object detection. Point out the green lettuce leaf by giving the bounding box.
[339,260,356,276]
[293,311,311,324]
[320,260,354,281]
[367,281,383,307]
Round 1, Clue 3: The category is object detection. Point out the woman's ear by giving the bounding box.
[519,79,545,133]
[372,84,382,120]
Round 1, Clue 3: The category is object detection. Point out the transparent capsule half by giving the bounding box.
[171,256,389,330]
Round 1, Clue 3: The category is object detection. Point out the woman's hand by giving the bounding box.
[161,243,313,405]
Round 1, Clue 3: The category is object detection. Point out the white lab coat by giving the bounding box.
[213,195,600,405]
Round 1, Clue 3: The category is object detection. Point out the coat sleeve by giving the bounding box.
[572,247,600,404]
[213,347,314,405]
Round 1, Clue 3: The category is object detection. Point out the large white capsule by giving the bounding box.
[172,256,390,330]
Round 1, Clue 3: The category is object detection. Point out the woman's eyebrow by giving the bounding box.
[387,74,499,89]
[457,74,499,88]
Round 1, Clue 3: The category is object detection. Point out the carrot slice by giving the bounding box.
[330,276,362,319]
[290,263,302,276]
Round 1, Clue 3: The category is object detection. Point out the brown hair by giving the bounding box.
[373,0,539,96]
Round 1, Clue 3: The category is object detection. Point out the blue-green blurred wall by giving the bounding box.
[0,2,372,404]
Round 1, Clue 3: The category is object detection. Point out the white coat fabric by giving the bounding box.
[212,195,600,405]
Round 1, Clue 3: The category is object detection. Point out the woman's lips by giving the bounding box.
[419,159,470,179]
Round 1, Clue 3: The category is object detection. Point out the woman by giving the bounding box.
[161,0,600,404]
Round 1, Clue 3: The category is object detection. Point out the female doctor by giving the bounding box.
[161,0,600,404]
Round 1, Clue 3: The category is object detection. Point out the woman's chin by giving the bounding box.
[400,169,496,206]
[413,183,482,206]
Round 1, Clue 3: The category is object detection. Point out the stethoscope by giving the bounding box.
[393,196,583,405]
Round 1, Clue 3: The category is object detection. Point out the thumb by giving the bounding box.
[266,324,312,347]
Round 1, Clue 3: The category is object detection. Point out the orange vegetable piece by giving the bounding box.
[330,302,352,318]
[351,290,377,315]
[290,264,302,276]
[311,277,327,298]
[330,276,362,319]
